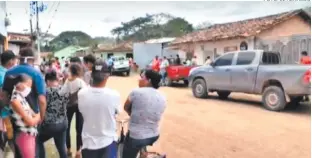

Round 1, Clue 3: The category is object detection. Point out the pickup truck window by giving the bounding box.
[214,53,234,66]
[262,52,280,65]
[236,52,256,65]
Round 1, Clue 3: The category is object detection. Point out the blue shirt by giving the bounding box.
[3,64,46,113]
[107,58,113,66]
[0,66,7,88]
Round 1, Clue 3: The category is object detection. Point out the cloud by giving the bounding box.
[5,1,311,37]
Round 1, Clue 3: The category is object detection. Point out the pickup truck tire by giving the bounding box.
[262,86,286,111]
[217,91,231,99]
[192,79,208,98]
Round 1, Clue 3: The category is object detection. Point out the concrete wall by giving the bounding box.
[255,15,311,64]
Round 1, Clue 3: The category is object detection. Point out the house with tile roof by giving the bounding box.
[170,8,311,65]
[93,40,133,59]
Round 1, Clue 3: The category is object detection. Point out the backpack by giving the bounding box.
[67,80,82,107]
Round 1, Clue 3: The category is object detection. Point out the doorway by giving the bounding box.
[126,53,133,59]
[107,53,114,59]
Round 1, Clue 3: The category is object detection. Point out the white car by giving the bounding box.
[111,56,130,76]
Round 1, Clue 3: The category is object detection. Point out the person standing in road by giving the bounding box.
[175,54,181,65]
[159,56,169,85]
[152,56,160,72]
[191,56,197,66]
[60,63,87,158]
[300,51,311,65]
[78,59,120,158]
[107,56,114,75]
[83,54,96,85]
[204,56,212,65]
[37,71,68,158]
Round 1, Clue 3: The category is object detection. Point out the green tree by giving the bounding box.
[111,13,193,41]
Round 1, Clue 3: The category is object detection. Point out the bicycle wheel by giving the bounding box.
[136,147,147,158]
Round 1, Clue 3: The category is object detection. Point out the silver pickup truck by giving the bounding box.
[188,50,311,111]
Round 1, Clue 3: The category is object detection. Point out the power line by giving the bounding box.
[43,1,60,37]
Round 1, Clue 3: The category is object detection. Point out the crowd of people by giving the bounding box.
[0,47,167,158]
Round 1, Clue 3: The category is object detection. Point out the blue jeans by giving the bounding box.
[82,141,117,158]
[122,133,159,158]
[159,70,167,84]
[37,121,68,158]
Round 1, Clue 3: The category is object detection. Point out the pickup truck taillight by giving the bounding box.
[302,69,310,84]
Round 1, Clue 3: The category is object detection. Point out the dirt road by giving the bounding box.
[112,75,310,158]
[42,74,310,158]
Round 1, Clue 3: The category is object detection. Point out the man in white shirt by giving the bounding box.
[78,59,121,158]
[159,56,169,85]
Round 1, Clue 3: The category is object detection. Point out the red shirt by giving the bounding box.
[152,59,160,72]
[300,56,311,65]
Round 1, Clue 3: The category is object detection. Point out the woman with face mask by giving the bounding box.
[9,74,41,158]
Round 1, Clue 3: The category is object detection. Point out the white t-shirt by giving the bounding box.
[78,87,121,150]
[59,78,87,95]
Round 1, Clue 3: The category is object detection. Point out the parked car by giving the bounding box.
[146,58,197,86]
[111,56,130,76]
[188,50,311,111]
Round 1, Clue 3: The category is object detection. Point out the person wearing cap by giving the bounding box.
[2,47,47,158]
[0,50,17,157]
[78,59,120,158]
[122,69,166,158]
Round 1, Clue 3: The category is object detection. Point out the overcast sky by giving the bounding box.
[6,1,311,37]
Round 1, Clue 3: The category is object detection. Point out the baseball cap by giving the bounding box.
[91,59,110,80]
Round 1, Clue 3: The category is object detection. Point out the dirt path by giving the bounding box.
[43,74,310,158]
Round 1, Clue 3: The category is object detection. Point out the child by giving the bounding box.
[10,74,41,158]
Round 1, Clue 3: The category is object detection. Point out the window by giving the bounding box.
[236,52,256,65]
[214,53,234,66]
[262,52,280,65]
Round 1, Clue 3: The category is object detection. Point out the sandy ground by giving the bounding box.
[10,74,310,158]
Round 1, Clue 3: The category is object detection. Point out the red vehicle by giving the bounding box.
[146,58,197,86]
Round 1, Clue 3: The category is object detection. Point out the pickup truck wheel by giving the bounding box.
[262,86,286,111]
[192,79,208,98]
[164,77,172,87]
[217,91,231,99]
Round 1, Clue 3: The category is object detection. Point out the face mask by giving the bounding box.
[21,86,31,97]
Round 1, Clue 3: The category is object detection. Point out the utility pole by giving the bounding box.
[35,1,41,64]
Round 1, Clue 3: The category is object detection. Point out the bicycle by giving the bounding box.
[116,119,166,158]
